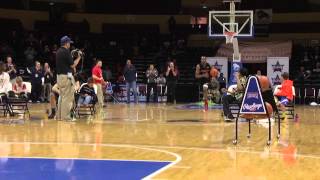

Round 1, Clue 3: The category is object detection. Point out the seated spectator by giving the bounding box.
[222,68,248,121]
[217,72,226,90]
[156,73,166,86]
[313,62,320,74]
[203,74,221,104]
[274,72,293,119]
[12,76,28,98]
[77,78,97,106]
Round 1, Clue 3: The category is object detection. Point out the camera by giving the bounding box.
[71,49,84,59]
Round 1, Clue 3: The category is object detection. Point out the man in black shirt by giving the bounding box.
[123,59,138,103]
[56,36,81,120]
[30,61,44,103]
[195,56,211,85]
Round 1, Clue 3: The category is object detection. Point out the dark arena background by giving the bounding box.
[0,0,319,179]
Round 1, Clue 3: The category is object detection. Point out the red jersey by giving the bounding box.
[275,80,293,101]
[92,65,102,84]
[13,83,27,94]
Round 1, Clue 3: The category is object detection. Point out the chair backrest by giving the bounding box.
[305,87,315,97]
[105,83,113,94]
[24,82,32,94]
[292,86,296,97]
[294,87,300,97]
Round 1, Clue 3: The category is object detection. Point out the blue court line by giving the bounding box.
[0,157,171,180]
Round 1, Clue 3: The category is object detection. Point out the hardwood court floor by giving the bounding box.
[0,103,320,179]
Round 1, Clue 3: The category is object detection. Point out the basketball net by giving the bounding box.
[224,31,236,44]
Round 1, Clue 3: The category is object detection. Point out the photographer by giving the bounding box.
[56,36,81,120]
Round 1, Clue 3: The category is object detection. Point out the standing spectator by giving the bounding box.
[30,61,44,103]
[5,56,17,84]
[43,63,54,102]
[92,59,104,107]
[146,64,158,103]
[165,61,178,104]
[123,59,138,103]
[0,61,12,95]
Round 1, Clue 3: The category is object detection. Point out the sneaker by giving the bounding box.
[48,113,55,119]
[227,114,235,119]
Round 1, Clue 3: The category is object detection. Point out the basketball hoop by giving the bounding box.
[224,31,236,44]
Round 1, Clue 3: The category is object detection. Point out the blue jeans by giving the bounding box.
[77,95,93,105]
[126,81,138,103]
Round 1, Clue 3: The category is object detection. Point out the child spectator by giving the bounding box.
[77,78,97,106]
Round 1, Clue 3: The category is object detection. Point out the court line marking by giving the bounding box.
[1,141,320,160]
[0,156,171,163]
[0,142,181,180]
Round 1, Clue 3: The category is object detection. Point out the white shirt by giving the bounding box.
[0,72,11,94]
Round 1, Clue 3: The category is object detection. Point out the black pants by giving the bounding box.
[31,82,42,102]
[262,89,278,113]
[222,95,237,117]
[146,83,158,102]
[167,81,176,103]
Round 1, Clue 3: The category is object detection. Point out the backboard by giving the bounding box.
[208,1,253,38]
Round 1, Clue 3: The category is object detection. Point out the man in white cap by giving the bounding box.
[55,36,81,120]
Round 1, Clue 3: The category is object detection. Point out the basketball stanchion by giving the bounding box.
[232,76,281,146]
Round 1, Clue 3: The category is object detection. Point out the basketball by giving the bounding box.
[210,67,219,77]
[258,75,270,91]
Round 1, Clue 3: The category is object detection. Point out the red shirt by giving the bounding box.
[13,83,27,94]
[92,65,102,84]
[275,80,293,101]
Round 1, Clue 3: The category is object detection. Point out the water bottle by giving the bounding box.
[294,114,299,122]
[204,99,208,111]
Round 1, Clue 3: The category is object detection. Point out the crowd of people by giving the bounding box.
[194,56,294,121]
[0,34,295,121]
